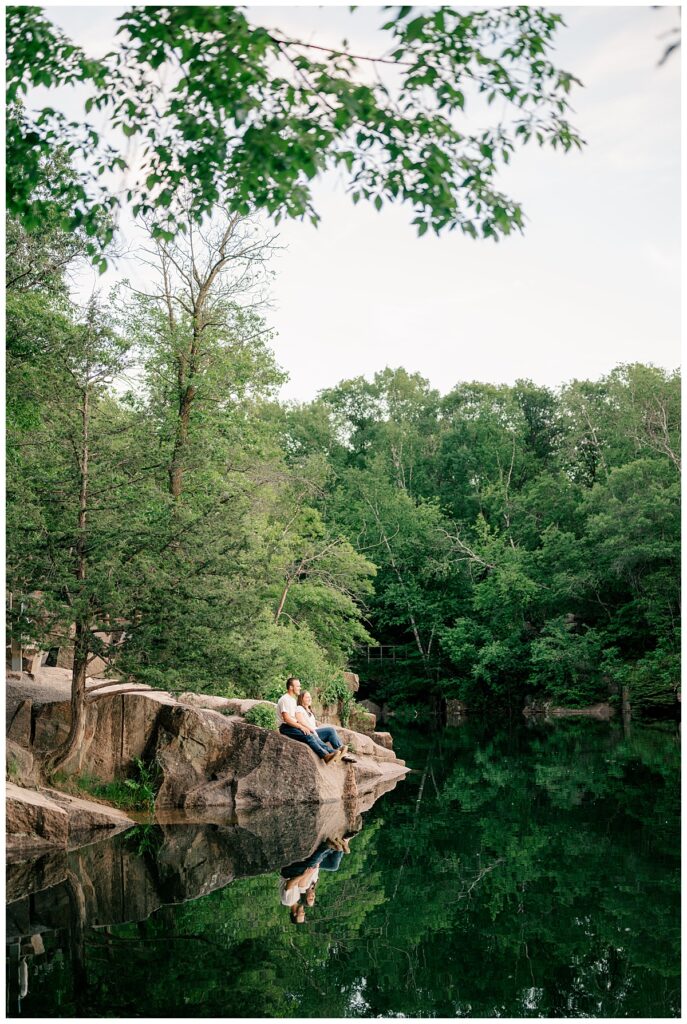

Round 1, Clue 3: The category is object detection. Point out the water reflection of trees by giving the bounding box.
[6,720,679,1018]
[359,720,680,1017]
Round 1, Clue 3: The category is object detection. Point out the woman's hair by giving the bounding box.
[297,691,312,707]
[290,904,306,925]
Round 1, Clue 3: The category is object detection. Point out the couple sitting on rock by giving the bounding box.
[277,676,355,765]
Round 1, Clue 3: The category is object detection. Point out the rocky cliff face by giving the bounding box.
[154,702,406,811]
[7,674,409,838]
[6,783,134,857]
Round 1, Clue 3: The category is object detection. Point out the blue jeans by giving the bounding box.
[281,843,344,879]
[279,724,331,758]
[315,725,342,751]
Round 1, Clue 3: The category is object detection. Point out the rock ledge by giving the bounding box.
[7,782,134,857]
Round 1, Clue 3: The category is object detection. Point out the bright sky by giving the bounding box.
[45,3,681,401]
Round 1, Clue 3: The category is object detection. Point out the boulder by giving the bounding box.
[7,739,39,787]
[225,698,276,717]
[178,692,235,713]
[6,783,134,856]
[10,679,408,817]
[179,694,278,719]
[361,699,383,721]
[311,694,341,726]
[343,671,360,693]
[372,731,394,750]
[24,649,46,676]
[55,646,75,671]
[7,784,69,853]
[41,788,134,839]
[32,686,176,780]
[7,698,33,747]
[348,705,376,733]
[154,704,408,812]
[336,727,398,762]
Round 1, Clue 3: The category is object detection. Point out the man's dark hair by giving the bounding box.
[286,676,299,691]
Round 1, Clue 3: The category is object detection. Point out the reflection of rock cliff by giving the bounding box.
[6,783,392,941]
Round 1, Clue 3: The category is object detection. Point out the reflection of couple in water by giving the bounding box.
[279,835,353,925]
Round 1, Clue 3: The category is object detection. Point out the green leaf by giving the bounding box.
[405,16,427,41]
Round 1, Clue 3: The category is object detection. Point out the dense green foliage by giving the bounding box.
[7,5,582,262]
[12,721,680,1017]
[6,203,680,712]
[6,199,377,705]
[309,366,680,712]
[244,704,279,730]
[4,8,677,718]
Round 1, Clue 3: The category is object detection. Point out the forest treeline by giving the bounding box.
[6,202,680,717]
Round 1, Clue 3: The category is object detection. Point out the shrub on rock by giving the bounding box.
[244,704,278,730]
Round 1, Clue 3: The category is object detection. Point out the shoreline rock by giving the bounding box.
[7,782,134,857]
[154,704,408,812]
[6,669,410,826]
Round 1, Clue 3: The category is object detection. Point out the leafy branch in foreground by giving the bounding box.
[6,5,584,261]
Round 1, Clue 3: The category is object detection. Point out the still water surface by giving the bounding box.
[6,717,680,1017]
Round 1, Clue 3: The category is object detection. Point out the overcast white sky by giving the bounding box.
[46,3,681,401]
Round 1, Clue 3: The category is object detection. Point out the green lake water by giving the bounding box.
[6,717,680,1017]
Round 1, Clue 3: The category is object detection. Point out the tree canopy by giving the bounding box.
[7,4,583,265]
[4,7,677,767]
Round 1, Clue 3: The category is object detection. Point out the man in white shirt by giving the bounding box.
[277,677,343,764]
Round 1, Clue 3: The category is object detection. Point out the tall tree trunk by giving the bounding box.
[168,309,201,499]
[51,621,90,772]
[168,380,196,498]
[47,388,91,775]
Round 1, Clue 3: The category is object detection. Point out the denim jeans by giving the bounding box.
[315,725,342,750]
[281,843,344,879]
[279,723,331,758]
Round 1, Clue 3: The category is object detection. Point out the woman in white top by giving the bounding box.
[296,691,346,756]
[280,865,320,925]
[277,677,341,762]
